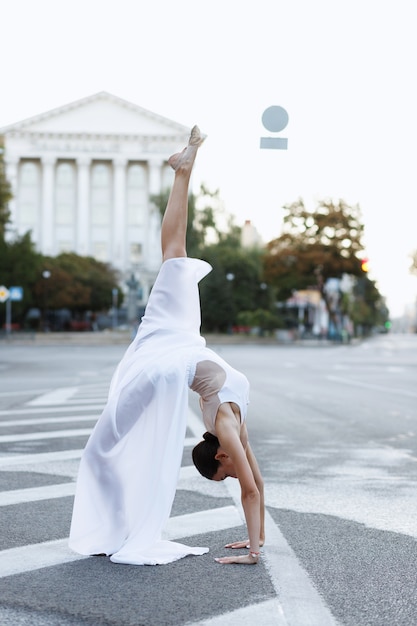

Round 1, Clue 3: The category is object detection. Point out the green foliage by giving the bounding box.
[32,253,121,312]
[350,275,388,331]
[0,234,121,326]
[0,231,43,324]
[237,308,285,334]
[199,245,273,332]
[0,142,12,242]
[264,198,366,300]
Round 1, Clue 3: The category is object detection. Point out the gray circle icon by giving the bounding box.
[262,106,289,132]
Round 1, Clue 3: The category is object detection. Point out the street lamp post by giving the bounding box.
[226,273,235,334]
[112,288,118,330]
[42,270,51,332]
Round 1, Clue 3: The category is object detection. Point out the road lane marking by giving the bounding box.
[0,482,76,506]
[0,388,53,398]
[26,388,78,406]
[326,375,417,398]
[189,599,286,626]
[0,539,87,577]
[163,506,242,540]
[0,405,104,416]
[0,428,92,443]
[0,416,97,427]
[0,449,84,467]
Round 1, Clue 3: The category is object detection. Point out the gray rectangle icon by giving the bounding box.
[260,137,288,150]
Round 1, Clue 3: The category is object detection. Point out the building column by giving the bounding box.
[148,158,163,196]
[113,157,127,271]
[41,156,56,255]
[147,158,163,268]
[76,156,91,256]
[4,157,19,240]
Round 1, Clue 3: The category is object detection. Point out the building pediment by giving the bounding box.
[0,91,190,139]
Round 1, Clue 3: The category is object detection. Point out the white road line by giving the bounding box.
[326,374,417,398]
[188,599,286,626]
[26,387,78,406]
[61,399,106,405]
[0,405,104,416]
[0,388,53,398]
[0,449,83,467]
[0,428,92,443]
[0,539,87,578]
[163,506,242,540]
[0,482,76,506]
[0,415,97,428]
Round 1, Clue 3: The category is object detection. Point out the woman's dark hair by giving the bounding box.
[192,432,220,480]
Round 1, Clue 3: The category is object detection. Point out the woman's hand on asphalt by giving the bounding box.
[214,553,259,565]
[224,538,264,549]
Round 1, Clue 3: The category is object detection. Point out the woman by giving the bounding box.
[69,126,264,565]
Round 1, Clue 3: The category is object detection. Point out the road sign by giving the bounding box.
[0,286,10,303]
[9,286,24,301]
[260,105,289,150]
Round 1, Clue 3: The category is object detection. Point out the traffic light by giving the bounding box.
[361,258,369,272]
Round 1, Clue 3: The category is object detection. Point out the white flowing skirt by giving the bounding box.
[69,258,212,565]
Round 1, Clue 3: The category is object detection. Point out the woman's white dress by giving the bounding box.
[69,258,212,565]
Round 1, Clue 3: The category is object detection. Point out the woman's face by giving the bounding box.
[212,454,237,481]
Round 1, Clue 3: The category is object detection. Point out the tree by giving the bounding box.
[264,198,366,300]
[199,244,271,332]
[0,232,44,326]
[32,253,121,313]
[349,275,388,334]
[263,198,385,333]
[0,140,12,242]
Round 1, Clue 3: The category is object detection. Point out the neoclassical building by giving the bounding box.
[0,91,191,302]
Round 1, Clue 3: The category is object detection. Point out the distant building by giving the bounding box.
[241,219,263,248]
[0,92,191,301]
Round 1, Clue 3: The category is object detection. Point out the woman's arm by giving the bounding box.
[214,405,261,564]
[224,432,265,550]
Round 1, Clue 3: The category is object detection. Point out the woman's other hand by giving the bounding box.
[215,552,259,565]
[224,539,264,549]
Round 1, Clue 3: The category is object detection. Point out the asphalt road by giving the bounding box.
[0,333,416,625]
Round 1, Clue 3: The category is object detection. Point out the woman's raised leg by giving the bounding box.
[161,126,205,261]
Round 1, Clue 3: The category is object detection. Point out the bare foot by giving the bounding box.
[189,125,205,147]
[168,125,206,171]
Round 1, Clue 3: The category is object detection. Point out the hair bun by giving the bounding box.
[202,431,219,444]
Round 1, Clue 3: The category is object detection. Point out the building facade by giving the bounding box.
[0,92,191,302]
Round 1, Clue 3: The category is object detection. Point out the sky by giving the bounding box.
[1,0,416,319]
